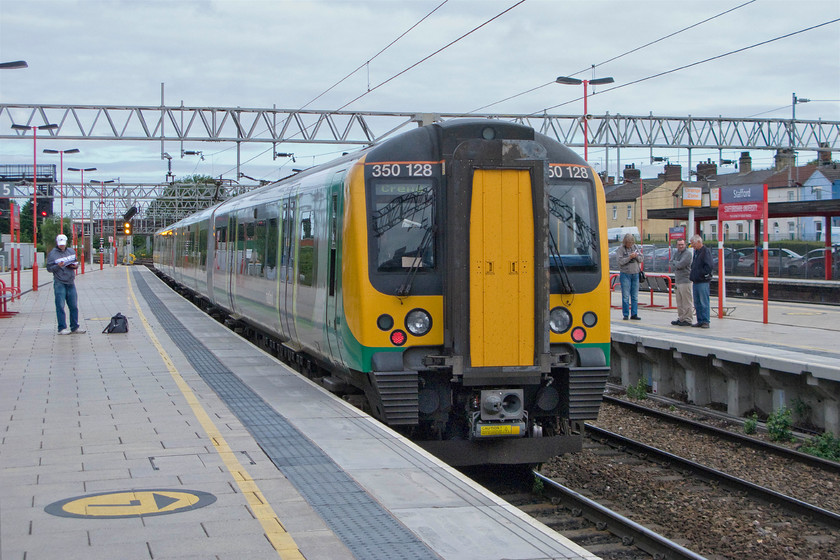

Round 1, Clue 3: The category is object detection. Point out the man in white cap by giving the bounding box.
[46,234,85,335]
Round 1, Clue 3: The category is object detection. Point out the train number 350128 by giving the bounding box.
[549,165,590,179]
[370,163,435,177]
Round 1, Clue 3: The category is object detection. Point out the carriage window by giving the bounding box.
[371,180,435,272]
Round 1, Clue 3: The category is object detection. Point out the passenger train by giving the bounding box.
[154,119,611,465]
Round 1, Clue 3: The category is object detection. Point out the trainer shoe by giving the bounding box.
[71,328,87,334]
[58,328,72,335]
[630,315,641,320]
[700,323,710,329]
[671,320,681,325]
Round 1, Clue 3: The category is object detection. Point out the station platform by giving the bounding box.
[610,284,840,432]
[0,265,597,560]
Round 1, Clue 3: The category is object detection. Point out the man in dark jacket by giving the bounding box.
[46,234,86,335]
[689,234,714,328]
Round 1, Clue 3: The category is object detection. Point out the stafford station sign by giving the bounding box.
[718,185,765,221]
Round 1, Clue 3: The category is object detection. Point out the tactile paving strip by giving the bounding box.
[133,270,438,560]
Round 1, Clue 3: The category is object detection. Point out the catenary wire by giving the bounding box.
[200,2,449,172]
[470,0,757,113]
[531,17,840,115]
[297,0,449,111]
[334,0,527,111]
[218,0,526,179]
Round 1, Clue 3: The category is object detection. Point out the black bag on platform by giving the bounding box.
[102,313,129,333]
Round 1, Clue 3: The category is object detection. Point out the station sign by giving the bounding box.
[710,187,719,208]
[669,226,686,240]
[682,186,702,207]
[718,185,765,221]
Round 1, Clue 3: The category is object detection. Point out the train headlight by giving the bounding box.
[405,309,432,336]
[377,314,394,331]
[549,307,572,334]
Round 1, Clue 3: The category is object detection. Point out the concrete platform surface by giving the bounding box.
[0,265,596,560]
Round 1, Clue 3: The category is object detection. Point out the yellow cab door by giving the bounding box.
[469,169,535,367]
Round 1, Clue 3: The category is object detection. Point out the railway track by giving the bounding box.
[471,466,700,560]
[601,394,840,474]
[540,398,840,558]
[585,423,840,529]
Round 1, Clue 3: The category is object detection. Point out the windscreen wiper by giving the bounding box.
[396,225,435,297]
[548,229,575,294]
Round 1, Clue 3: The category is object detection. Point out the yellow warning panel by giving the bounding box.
[45,489,216,519]
[469,169,535,367]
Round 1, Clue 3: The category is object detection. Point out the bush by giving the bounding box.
[532,474,544,496]
[744,413,758,435]
[626,378,648,400]
[767,406,795,442]
[800,432,840,462]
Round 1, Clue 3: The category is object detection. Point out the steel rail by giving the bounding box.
[585,424,840,529]
[601,394,840,473]
[533,472,709,560]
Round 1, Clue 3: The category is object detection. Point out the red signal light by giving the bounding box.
[389,330,407,346]
[40,211,48,217]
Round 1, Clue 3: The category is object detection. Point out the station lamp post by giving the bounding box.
[791,93,810,239]
[91,179,114,270]
[67,167,96,274]
[555,75,615,162]
[43,148,80,231]
[11,122,58,291]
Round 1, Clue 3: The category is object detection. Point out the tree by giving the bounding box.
[38,217,75,252]
[18,200,34,243]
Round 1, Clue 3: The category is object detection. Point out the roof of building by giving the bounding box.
[765,164,819,189]
[812,165,840,183]
[605,178,666,202]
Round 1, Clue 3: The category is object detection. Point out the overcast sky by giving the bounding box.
[1,0,839,187]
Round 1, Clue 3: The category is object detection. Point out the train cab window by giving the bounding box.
[547,180,600,293]
[370,179,436,272]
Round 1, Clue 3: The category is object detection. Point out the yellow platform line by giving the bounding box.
[126,268,304,559]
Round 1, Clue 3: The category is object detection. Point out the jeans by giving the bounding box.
[54,281,79,332]
[693,281,710,324]
[619,272,639,318]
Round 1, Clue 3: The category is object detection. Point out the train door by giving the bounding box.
[227,213,237,312]
[324,173,345,368]
[279,194,298,343]
[469,169,535,367]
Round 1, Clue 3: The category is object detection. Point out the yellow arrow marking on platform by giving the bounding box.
[46,489,215,519]
[126,268,304,559]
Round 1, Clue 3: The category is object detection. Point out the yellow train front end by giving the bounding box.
[336,120,610,465]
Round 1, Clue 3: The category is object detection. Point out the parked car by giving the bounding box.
[788,247,840,279]
[712,247,746,275]
[643,247,676,273]
[734,247,801,276]
[608,246,620,270]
